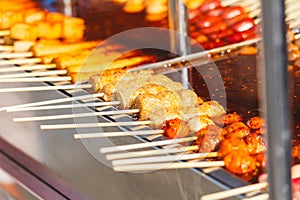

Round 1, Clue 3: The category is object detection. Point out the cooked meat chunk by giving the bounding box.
[188,115,215,132]
[162,118,190,139]
[198,100,226,118]
[222,121,249,136]
[213,112,243,126]
[224,151,257,175]
[196,125,224,152]
[247,116,265,130]
[245,133,267,155]
[218,137,248,158]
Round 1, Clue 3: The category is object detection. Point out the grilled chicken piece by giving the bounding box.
[115,80,150,109]
[159,90,182,116]
[176,89,199,108]
[187,115,215,132]
[132,90,184,128]
[114,74,186,109]
[198,100,226,118]
[102,82,117,101]
[128,83,169,107]
[132,93,167,128]
[92,69,153,93]
[147,74,184,91]
[182,106,201,121]
[133,93,163,120]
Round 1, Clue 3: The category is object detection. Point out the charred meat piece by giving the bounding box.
[196,125,224,153]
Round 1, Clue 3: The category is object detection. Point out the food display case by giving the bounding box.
[0,0,299,199]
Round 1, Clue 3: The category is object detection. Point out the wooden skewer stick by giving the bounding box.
[0,76,71,82]
[0,84,91,93]
[0,30,10,37]
[112,152,218,166]
[0,70,67,78]
[106,145,199,160]
[0,51,33,59]
[0,45,14,52]
[113,161,225,172]
[13,109,139,122]
[0,93,105,111]
[0,64,56,73]
[200,182,268,200]
[74,130,164,139]
[0,58,41,66]
[40,121,152,130]
[100,136,197,153]
[242,193,269,200]
[7,101,120,112]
